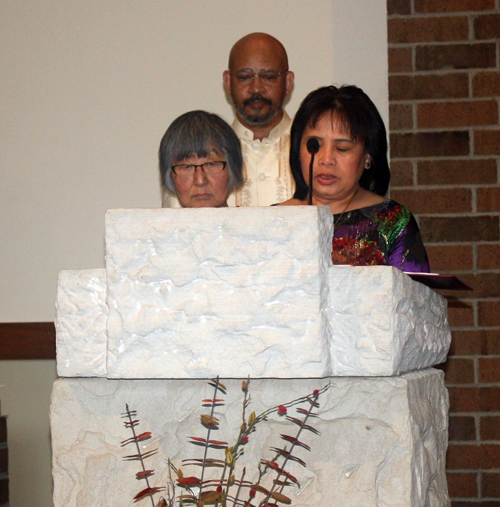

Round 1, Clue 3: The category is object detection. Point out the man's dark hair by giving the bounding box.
[290,85,390,200]
[159,110,244,194]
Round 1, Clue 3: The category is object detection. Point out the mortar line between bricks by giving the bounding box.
[391,126,499,133]
[391,183,500,189]
[389,69,496,77]
[388,11,500,20]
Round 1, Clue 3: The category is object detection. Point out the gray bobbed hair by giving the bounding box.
[159,110,244,195]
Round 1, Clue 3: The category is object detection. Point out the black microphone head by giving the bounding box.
[306,137,320,154]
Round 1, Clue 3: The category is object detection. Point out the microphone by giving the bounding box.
[306,138,319,205]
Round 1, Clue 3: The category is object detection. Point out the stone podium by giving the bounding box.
[51,207,451,507]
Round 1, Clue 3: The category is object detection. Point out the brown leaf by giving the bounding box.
[135,469,154,479]
[280,434,311,451]
[177,476,201,485]
[208,379,227,391]
[271,491,292,504]
[285,416,320,435]
[133,486,165,501]
[273,479,293,487]
[250,484,270,495]
[182,458,224,468]
[200,414,219,426]
[200,490,222,503]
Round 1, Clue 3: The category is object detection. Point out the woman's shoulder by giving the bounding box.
[357,199,410,217]
[276,198,307,206]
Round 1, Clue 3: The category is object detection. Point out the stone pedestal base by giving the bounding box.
[51,369,449,507]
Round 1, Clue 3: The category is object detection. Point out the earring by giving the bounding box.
[365,157,371,170]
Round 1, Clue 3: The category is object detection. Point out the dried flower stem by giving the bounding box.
[123,404,157,507]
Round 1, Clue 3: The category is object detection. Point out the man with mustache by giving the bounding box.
[223,33,295,206]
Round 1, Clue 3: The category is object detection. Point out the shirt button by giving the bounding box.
[251,142,259,149]
[259,173,267,181]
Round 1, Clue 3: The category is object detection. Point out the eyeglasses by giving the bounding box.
[232,69,286,87]
[171,161,227,179]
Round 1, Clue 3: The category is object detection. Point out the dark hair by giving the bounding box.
[290,85,390,199]
[159,110,244,194]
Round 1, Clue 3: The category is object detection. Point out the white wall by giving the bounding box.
[0,1,388,505]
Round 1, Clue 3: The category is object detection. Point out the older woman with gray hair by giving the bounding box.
[159,110,244,208]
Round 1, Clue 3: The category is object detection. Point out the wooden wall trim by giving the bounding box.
[0,322,55,360]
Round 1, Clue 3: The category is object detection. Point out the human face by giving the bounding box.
[172,150,230,208]
[300,114,368,210]
[223,40,293,129]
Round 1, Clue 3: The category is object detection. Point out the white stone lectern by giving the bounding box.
[51,207,451,507]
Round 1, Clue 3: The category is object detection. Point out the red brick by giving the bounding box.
[390,73,469,101]
[449,329,482,356]
[450,329,500,356]
[390,160,414,186]
[447,472,478,497]
[388,0,411,15]
[454,273,500,299]
[478,244,500,270]
[391,131,470,158]
[479,329,500,355]
[389,103,413,130]
[475,130,500,156]
[415,0,495,13]
[391,188,472,213]
[388,47,413,73]
[473,71,500,98]
[440,357,475,384]
[475,14,500,40]
[448,386,500,412]
[482,472,500,497]
[416,43,496,71]
[478,301,500,327]
[478,188,500,213]
[426,245,473,272]
[447,443,500,469]
[418,100,498,128]
[435,274,498,300]
[448,303,475,327]
[418,159,497,186]
[479,358,500,383]
[388,16,468,43]
[449,416,477,441]
[419,216,499,243]
[481,416,500,440]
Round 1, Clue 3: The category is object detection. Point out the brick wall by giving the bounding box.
[387,0,500,503]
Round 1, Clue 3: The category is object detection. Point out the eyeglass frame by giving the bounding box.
[230,68,288,87]
[171,160,227,179]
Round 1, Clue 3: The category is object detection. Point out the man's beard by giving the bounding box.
[236,94,280,126]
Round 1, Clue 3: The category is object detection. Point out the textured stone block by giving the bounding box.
[55,269,108,377]
[104,207,333,378]
[55,209,450,379]
[327,266,451,376]
[51,369,450,507]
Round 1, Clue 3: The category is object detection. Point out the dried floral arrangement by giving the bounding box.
[122,378,329,507]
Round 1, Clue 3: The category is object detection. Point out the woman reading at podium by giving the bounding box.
[280,85,430,273]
